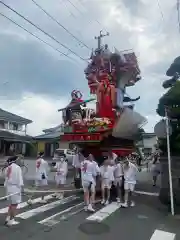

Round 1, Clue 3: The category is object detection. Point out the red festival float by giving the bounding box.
[59,32,146,167]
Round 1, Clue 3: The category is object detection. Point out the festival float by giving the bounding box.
[59,31,146,166]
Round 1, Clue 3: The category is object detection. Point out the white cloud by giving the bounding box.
[0,93,69,136]
[144,114,161,133]
[0,0,179,135]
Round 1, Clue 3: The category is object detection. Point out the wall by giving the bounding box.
[142,136,157,154]
[37,141,45,153]
[0,120,27,136]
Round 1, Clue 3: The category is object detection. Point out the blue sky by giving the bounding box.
[0,0,179,135]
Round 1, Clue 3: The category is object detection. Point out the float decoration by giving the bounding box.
[59,31,144,145]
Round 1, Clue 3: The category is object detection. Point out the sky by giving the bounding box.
[0,0,179,136]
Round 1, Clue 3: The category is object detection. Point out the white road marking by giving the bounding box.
[39,202,84,226]
[150,230,176,240]
[86,202,121,222]
[134,191,159,196]
[0,194,54,214]
[16,195,78,220]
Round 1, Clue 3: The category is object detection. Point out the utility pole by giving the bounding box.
[95,30,109,49]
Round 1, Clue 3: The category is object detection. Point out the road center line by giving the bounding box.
[86,202,121,222]
[39,202,84,226]
[16,195,78,219]
[134,191,159,196]
[0,194,53,214]
[150,230,176,240]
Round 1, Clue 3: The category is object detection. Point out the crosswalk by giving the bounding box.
[0,193,177,239]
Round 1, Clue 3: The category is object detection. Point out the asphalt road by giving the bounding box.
[0,189,178,240]
[0,161,177,240]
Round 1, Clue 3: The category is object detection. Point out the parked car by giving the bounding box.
[51,148,75,166]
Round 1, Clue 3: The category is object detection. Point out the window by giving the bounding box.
[0,120,5,129]
[9,123,23,131]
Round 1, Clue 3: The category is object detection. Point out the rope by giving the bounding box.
[24,188,83,193]
[0,192,20,201]
[0,187,83,202]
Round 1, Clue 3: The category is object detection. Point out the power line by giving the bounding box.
[0,1,87,62]
[0,12,75,61]
[66,0,101,28]
[76,0,106,31]
[156,0,164,21]
[177,0,180,34]
[31,0,91,50]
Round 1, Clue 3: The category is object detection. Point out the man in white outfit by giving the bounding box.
[100,158,114,205]
[4,156,24,226]
[53,153,68,199]
[81,152,98,212]
[121,158,138,208]
[88,154,100,206]
[28,152,49,204]
[72,150,84,178]
[113,157,124,203]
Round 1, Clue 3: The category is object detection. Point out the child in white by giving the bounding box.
[100,159,114,205]
[122,158,138,207]
[4,156,24,226]
[114,159,124,203]
[28,152,49,204]
[81,155,97,212]
[54,154,68,199]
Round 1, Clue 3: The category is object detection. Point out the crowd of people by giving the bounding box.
[72,149,139,212]
[3,149,140,226]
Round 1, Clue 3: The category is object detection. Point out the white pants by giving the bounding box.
[6,185,21,205]
[82,180,95,193]
[114,177,123,187]
[124,182,135,192]
[101,178,112,189]
[35,179,48,187]
[55,175,66,185]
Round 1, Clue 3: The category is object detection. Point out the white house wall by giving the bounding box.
[143,136,157,153]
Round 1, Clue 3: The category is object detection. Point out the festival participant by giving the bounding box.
[88,154,100,206]
[53,153,68,199]
[4,156,24,226]
[121,157,138,208]
[100,158,114,205]
[72,149,84,179]
[150,152,161,187]
[27,152,49,204]
[114,156,124,203]
[81,152,97,212]
[107,150,117,165]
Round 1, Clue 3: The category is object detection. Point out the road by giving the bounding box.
[0,165,178,240]
[0,188,178,240]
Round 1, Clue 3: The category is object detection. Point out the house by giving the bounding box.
[35,124,69,157]
[0,108,33,156]
[137,132,157,155]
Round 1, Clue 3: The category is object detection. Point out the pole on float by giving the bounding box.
[165,107,175,216]
[95,30,109,49]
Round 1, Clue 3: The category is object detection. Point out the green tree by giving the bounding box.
[157,79,180,155]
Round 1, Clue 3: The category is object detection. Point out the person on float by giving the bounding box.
[113,156,124,203]
[121,157,138,208]
[100,158,114,205]
[81,151,97,212]
[53,153,68,199]
[88,153,100,206]
[4,156,24,226]
[27,152,49,204]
